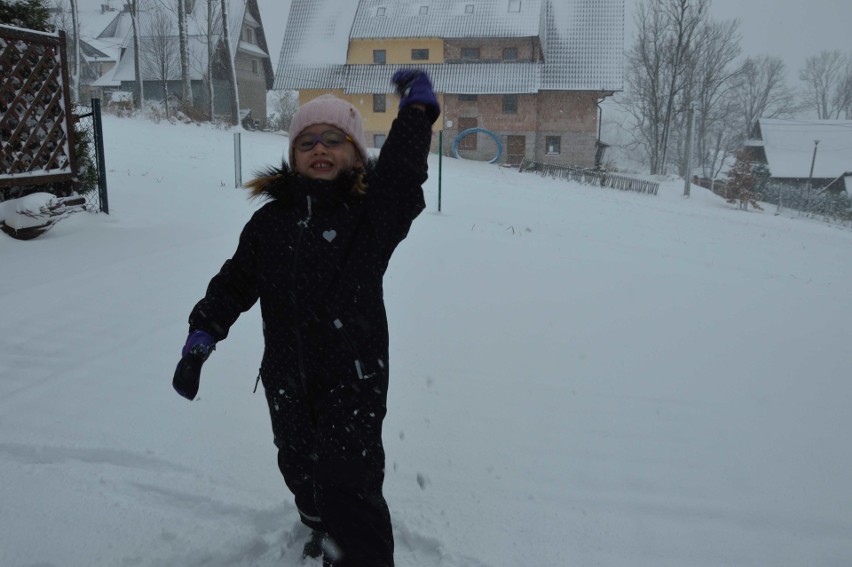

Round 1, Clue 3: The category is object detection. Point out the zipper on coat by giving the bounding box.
[292,195,313,392]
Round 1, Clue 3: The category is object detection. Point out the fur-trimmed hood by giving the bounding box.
[244,160,376,206]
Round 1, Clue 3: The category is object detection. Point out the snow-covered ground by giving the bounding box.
[2,115,851,567]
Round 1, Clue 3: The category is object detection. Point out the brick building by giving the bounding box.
[274,0,624,167]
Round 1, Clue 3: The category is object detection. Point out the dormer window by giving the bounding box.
[508,0,521,13]
[242,26,255,44]
[376,6,386,16]
[465,4,474,14]
[419,5,429,15]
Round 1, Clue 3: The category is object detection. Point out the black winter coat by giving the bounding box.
[188,107,431,395]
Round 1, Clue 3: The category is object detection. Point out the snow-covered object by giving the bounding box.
[0,193,86,239]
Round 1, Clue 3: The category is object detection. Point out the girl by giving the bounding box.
[173,70,439,566]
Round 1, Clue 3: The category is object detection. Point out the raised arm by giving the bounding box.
[367,70,440,245]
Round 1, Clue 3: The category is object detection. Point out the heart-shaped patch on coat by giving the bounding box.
[323,230,337,242]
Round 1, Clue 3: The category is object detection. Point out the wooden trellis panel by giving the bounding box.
[0,25,76,188]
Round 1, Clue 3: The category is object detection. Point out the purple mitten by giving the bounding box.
[174,330,216,400]
[391,69,440,122]
[181,330,215,359]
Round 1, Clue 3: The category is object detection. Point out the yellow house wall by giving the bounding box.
[348,39,445,145]
[347,38,445,64]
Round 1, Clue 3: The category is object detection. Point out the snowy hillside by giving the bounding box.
[1,115,851,567]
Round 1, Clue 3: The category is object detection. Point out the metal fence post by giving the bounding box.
[91,98,109,214]
[438,129,443,213]
[234,133,242,188]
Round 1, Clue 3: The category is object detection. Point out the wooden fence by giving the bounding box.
[0,25,76,189]
[519,159,659,196]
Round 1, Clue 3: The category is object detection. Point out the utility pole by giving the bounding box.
[805,140,820,214]
[683,103,696,197]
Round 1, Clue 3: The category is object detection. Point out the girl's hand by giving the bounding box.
[391,69,440,122]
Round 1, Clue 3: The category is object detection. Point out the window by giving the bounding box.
[502,94,518,113]
[373,94,386,113]
[374,134,387,148]
[465,4,474,14]
[459,94,478,102]
[458,117,478,150]
[461,47,480,60]
[546,136,561,154]
[373,49,386,65]
[411,49,429,61]
[376,6,386,16]
[243,27,254,44]
[508,0,521,13]
[251,59,258,74]
[503,47,518,61]
[419,5,429,15]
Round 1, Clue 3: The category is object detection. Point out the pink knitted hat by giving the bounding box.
[288,95,368,166]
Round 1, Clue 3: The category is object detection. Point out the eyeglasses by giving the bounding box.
[293,129,352,152]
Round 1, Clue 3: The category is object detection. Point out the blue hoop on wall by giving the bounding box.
[452,128,503,164]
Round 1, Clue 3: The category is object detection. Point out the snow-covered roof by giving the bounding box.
[274,0,624,93]
[540,0,624,90]
[280,62,540,94]
[350,0,543,39]
[93,35,209,84]
[755,119,852,179]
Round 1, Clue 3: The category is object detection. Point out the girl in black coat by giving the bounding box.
[173,71,440,567]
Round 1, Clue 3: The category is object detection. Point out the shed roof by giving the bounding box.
[754,119,852,179]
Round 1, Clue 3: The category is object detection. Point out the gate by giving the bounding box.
[0,25,77,189]
[1,24,109,238]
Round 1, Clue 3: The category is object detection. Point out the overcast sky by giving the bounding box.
[255,0,851,80]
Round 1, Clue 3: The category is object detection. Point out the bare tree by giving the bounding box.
[219,0,239,126]
[799,50,850,119]
[176,0,193,110]
[186,0,224,122]
[154,0,195,112]
[625,0,710,174]
[731,56,799,136]
[269,90,298,131]
[836,57,852,119]
[684,17,741,179]
[69,0,79,102]
[206,0,217,120]
[129,0,145,109]
[50,0,80,102]
[142,6,180,118]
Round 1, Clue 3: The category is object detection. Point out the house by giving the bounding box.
[46,0,123,104]
[274,0,624,167]
[92,0,273,127]
[824,172,852,195]
[744,118,852,194]
[71,38,116,102]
